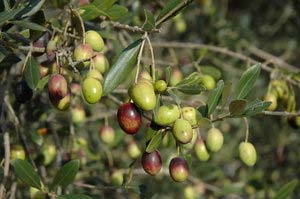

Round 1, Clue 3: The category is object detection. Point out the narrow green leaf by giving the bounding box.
[234,64,261,100]
[197,105,208,118]
[0,7,23,27]
[57,194,93,199]
[221,81,232,108]
[176,84,204,95]
[175,72,201,87]
[11,159,42,189]
[24,56,40,90]
[167,89,181,105]
[103,39,142,95]
[146,131,163,153]
[92,0,116,10]
[153,95,161,120]
[243,99,272,117]
[143,9,156,32]
[207,80,224,115]
[145,125,157,142]
[79,4,108,21]
[229,100,247,116]
[14,0,46,19]
[36,75,50,91]
[30,131,43,146]
[165,66,171,84]
[10,20,46,31]
[106,5,128,21]
[51,159,80,190]
[274,179,298,199]
[156,0,193,25]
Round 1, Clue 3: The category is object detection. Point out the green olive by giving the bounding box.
[10,145,26,160]
[194,139,210,161]
[129,81,156,111]
[82,77,102,104]
[169,69,183,86]
[172,119,193,144]
[239,142,257,166]
[154,104,180,126]
[42,143,56,166]
[30,187,45,199]
[182,129,197,150]
[264,93,277,111]
[154,80,167,94]
[73,44,93,67]
[85,30,105,52]
[181,106,199,126]
[93,54,109,74]
[87,69,103,82]
[200,75,216,90]
[206,128,223,152]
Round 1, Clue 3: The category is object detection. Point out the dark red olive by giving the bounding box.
[117,102,142,134]
[141,150,162,176]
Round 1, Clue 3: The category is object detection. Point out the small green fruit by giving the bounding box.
[42,144,56,166]
[172,119,193,144]
[93,54,109,74]
[182,130,197,151]
[71,106,86,124]
[154,80,167,93]
[87,69,103,82]
[82,77,102,104]
[194,139,210,161]
[154,104,180,126]
[85,30,104,52]
[184,186,196,199]
[129,82,156,111]
[127,141,141,159]
[239,142,257,166]
[264,93,277,111]
[10,145,26,160]
[201,75,216,90]
[169,69,183,86]
[73,44,93,67]
[99,125,115,144]
[111,170,123,186]
[206,128,223,152]
[30,187,45,199]
[181,107,199,126]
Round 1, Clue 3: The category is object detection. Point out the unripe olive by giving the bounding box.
[175,18,187,33]
[127,141,141,159]
[93,54,109,74]
[138,71,152,82]
[154,80,167,93]
[71,106,86,124]
[239,142,257,166]
[87,69,103,82]
[200,75,216,90]
[184,186,196,199]
[154,104,180,126]
[194,139,210,161]
[169,69,183,86]
[182,130,197,150]
[99,125,115,144]
[41,143,56,166]
[85,30,104,52]
[288,116,300,129]
[206,128,223,152]
[48,74,68,100]
[10,145,26,160]
[82,77,102,104]
[181,107,199,126]
[172,119,193,144]
[30,187,45,199]
[169,157,189,182]
[73,44,93,67]
[111,170,123,186]
[50,91,71,111]
[271,80,288,100]
[129,81,156,111]
[141,150,162,176]
[264,93,277,111]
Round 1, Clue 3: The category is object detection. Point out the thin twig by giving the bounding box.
[135,38,146,83]
[0,132,10,199]
[145,35,156,83]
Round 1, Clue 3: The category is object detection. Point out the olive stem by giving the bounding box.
[243,117,249,143]
[134,37,146,83]
[145,35,156,83]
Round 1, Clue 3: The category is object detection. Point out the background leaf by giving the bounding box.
[103,39,142,95]
[10,20,46,31]
[274,179,298,199]
[233,64,261,100]
[146,131,163,153]
[57,194,93,199]
[24,56,40,90]
[51,159,80,190]
[201,65,222,80]
[207,80,224,115]
[14,0,46,19]
[243,99,272,117]
[143,9,156,32]
[229,100,247,116]
[11,159,42,189]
